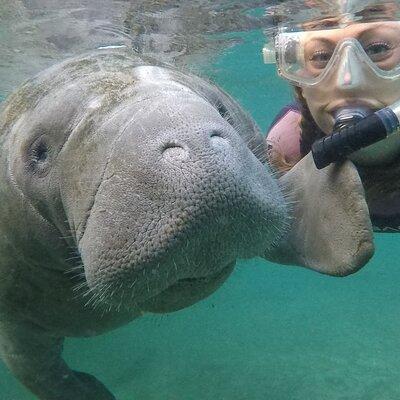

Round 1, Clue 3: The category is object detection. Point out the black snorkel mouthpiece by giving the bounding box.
[311,100,400,169]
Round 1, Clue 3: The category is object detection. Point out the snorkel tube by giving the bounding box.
[312,99,400,169]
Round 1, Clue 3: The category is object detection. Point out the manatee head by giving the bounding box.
[2,51,288,313]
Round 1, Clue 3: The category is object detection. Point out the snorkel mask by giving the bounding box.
[264,23,400,89]
[263,0,400,168]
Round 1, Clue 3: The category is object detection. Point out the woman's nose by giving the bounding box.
[333,45,365,90]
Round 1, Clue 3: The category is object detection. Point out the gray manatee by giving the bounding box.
[0,49,289,400]
[0,49,375,400]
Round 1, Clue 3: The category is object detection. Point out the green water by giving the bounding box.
[2,30,400,400]
[3,236,400,400]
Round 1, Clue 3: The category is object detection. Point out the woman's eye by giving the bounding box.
[309,50,333,68]
[364,42,393,61]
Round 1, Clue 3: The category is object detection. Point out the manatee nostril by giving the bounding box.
[161,142,184,152]
[161,142,188,160]
[210,130,228,149]
[210,129,225,139]
[210,130,224,139]
[210,131,226,140]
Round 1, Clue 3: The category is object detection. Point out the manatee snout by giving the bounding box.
[78,93,287,312]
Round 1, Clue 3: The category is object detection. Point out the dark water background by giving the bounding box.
[1,1,400,399]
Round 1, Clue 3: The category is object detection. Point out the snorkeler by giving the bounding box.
[263,0,400,232]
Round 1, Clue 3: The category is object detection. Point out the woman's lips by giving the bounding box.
[325,99,384,114]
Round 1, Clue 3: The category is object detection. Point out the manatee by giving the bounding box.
[0,49,375,400]
[0,49,289,400]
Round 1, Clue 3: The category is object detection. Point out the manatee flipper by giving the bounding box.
[265,153,374,276]
[0,322,116,400]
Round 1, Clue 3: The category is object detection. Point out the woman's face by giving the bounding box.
[300,21,400,165]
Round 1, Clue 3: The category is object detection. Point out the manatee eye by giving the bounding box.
[216,102,234,126]
[32,141,48,162]
[216,102,229,118]
[27,136,51,176]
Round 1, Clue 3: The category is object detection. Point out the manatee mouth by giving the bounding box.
[174,263,232,285]
[138,261,235,313]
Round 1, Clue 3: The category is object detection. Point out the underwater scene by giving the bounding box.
[1,1,400,399]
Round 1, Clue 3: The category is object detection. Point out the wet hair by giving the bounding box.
[293,86,325,157]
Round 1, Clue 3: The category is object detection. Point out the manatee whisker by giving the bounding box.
[250,141,265,155]
[173,259,178,275]
[129,279,137,289]
[58,235,75,240]
[83,292,98,309]
[72,281,89,293]
[64,263,85,274]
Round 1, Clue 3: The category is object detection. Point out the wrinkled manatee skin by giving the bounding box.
[0,50,288,400]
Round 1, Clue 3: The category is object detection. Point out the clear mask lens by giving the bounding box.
[274,21,400,87]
